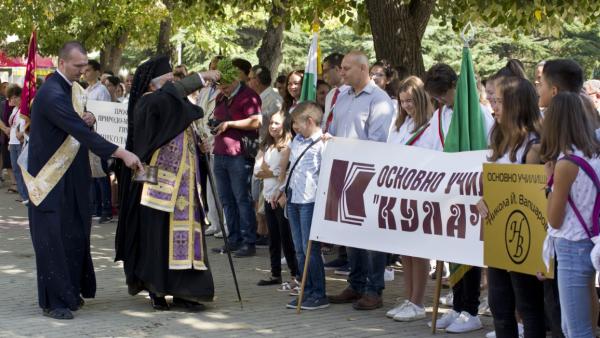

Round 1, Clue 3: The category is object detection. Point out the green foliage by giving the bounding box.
[422,18,600,79]
[216,58,240,84]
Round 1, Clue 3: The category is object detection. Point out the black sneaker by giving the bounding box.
[324,257,348,271]
[234,245,256,257]
[211,244,239,254]
[255,236,269,248]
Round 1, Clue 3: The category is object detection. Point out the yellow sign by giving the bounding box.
[482,163,553,278]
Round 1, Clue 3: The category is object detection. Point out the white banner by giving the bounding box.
[87,100,128,147]
[310,138,488,267]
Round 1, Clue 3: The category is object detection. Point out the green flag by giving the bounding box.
[445,47,487,287]
[444,47,487,153]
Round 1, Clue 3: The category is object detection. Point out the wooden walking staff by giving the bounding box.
[431,261,445,334]
[296,240,313,314]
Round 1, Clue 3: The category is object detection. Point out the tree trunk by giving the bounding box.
[156,0,174,57]
[99,29,128,74]
[365,0,435,77]
[257,0,287,82]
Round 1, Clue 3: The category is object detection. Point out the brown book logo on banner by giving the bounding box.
[325,160,376,226]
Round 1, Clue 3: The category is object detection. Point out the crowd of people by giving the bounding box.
[7,38,600,338]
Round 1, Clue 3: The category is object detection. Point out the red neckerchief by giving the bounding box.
[324,87,340,132]
[437,106,444,148]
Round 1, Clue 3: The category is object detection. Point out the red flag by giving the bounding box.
[19,30,37,122]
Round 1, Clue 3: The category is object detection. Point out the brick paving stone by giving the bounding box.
[0,186,493,337]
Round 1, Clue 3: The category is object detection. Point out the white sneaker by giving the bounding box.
[445,311,482,333]
[485,323,524,338]
[205,226,219,236]
[214,231,224,238]
[393,301,426,322]
[428,309,459,329]
[478,296,491,316]
[281,257,287,265]
[386,299,409,318]
[439,291,453,307]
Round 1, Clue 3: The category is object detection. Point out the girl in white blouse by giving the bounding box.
[253,111,299,287]
[385,76,433,322]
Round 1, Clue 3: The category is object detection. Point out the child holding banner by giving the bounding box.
[542,92,600,338]
[478,75,547,338]
[280,101,328,310]
[385,76,433,322]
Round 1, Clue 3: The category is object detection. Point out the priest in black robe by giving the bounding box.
[116,56,220,310]
[27,41,142,320]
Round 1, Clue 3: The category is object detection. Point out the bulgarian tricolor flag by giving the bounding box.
[299,21,322,102]
[20,29,37,122]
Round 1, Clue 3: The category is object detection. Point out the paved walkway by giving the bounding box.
[0,186,492,337]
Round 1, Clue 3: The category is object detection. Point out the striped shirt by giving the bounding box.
[287,130,325,204]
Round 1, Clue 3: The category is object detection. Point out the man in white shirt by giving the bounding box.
[83,59,113,223]
[248,65,283,138]
[83,60,111,102]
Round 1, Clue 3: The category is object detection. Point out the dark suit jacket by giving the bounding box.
[28,72,118,214]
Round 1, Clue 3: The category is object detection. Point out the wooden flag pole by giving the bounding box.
[296,240,313,314]
[431,260,445,334]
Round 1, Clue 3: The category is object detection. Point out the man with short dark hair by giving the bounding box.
[83,60,111,101]
[232,58,252,82]
[321,52,348,132]
[27,41,142,319]
[248,65,283,138]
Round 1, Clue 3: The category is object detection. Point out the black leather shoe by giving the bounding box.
[149,293,169,311]
[43,308,74,320]
[70,297,85,311]
[234,245,256,257]
[172,297,206,312]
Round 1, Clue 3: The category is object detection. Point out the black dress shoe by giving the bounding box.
[43,308,74,320]
[172,297,206,312]
[149,293,169,311]
[234,245,256,257]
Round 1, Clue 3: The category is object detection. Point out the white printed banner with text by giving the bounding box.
[87,100,128,147]
[310,138,488,267]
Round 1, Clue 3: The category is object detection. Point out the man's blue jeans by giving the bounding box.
[213,154,256,247]
[287,201,326,300]
[347,247,386,296]
[555,237,595,338]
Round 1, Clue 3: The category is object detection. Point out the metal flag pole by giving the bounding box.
[204,152,244,309]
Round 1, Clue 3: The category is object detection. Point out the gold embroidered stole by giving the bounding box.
[140,128,206,270]
[20,82,86,206]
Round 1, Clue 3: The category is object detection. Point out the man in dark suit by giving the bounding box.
[27,41,142,319]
